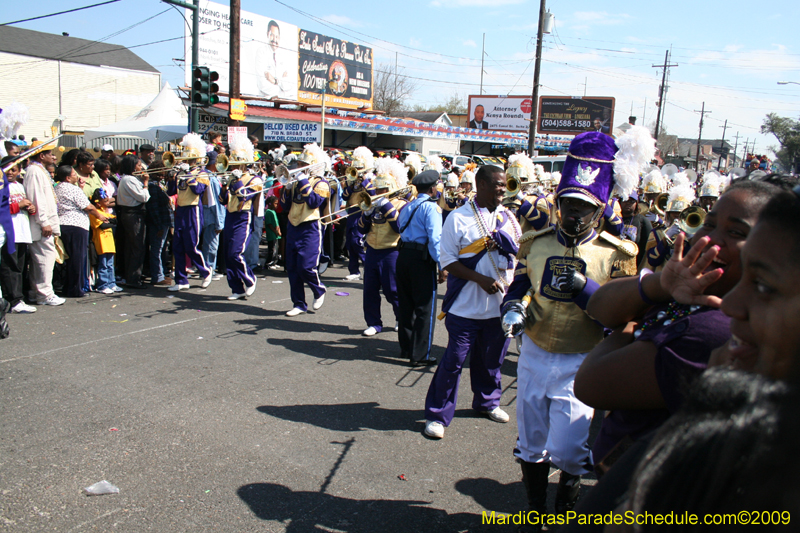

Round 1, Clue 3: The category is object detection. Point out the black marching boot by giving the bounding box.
[554,470,581,514]
[519,460,550,533]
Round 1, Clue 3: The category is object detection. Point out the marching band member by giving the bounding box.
[340,146,375,281]
[397,170,442,366]
[280,143,331,317]
[358,158,409,336]
[641,167,667,228]
[645,174,695,272]
[697,171,722,212]
[438,173,459,222]
[222,134,263,300]
[423,165,521,440]
[168,133,213,291]
[201,150,226,281]
[506,155,552,233]
[501,127,651,519]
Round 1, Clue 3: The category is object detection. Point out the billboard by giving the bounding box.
[297,30,373,109]
[186,1,298,100]
[467,95,533,132]
[186,1,373,110]
[537,96,616,136]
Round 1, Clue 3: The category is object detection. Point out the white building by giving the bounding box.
[0,26,161,141]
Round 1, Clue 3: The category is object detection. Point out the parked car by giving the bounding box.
[471,155,504,168]
[439,154,471,172]
[530,155,567,173]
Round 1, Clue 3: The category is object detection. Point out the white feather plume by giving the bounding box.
[424,155,443,173]
[181,132,206,153]
[352,146,374,169]
[404,153,422,175]
[228,133,254,162]
[668,179,695,205]
[389,158,409,188]
[613,125,656,201]
[642,168,667,193]
[507,154,536,180]
[0,102,30,139]
[373,157,393,180]
[551,171,562,185]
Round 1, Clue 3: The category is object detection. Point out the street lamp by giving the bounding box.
[777,81,800,86]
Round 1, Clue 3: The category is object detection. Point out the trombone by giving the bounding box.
[1,135,65,172]
[678,206,706,236]
[320,186,412,225]
[261,161,328,193]
[162,150,207,168]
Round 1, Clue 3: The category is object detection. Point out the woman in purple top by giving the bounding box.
[574,181,782,468]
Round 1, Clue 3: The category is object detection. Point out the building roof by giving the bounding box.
[0,25,159,73]
[399,112,451,125]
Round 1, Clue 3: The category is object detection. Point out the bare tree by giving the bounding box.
[412,91,467,114]
[373,62,417,117]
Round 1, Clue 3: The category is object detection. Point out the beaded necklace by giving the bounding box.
[633,301,704,339]
[469,200,517,287]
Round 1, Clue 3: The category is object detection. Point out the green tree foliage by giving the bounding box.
[761,113,800,172]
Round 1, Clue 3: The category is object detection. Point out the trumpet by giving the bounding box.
[444,187,464,202]
[321,186,412,225]
[162,151,207,169]
[261,162,327,193]
[678,206,706,236]
[1,135,65,172]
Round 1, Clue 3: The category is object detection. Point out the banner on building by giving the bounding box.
[297,30,373,110]
[537,96,616,136]
[262,120,321,143]
[467,95,533,132]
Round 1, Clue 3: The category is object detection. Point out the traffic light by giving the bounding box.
[192,67,220,107]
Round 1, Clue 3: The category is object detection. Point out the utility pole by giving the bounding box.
[480,33,485,95]
[742,138,749,167]
[732,131,740,168]
[652,50,678,141]
[164,0,200,132]
[694,102,711,171]
[527,0,546,155]
[717,119,727,171]
[642,97,646,125]
[228,0,241,127]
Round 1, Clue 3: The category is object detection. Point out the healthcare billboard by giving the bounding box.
[297,30,373,110]
[186,1,373,110]
[537,96,616,136]
[186,1,299,101]
[466,95,533,132]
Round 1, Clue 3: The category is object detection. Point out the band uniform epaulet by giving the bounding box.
[517,226,554,259]
[599,231,639,277]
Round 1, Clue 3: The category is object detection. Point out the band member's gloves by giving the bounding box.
[501,301,528,338]
[566,268,600,311]
[178,163,190,173]
[665,222,681,240]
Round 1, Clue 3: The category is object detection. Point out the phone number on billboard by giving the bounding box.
[541,119,592,128]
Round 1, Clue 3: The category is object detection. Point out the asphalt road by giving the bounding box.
[0,261,596,532]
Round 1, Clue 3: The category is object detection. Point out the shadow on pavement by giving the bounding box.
[237,482,482,533]
[256,401,421,432]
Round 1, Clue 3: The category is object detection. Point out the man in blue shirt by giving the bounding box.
[396,170,443,366]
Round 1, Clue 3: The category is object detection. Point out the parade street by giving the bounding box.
[0,262,595,532]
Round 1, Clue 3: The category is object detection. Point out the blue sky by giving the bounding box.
[7,0,800,157]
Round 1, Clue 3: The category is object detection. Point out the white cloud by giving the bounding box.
[463,39,477,48]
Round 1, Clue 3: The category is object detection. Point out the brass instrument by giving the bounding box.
[261,162,327,193]
[405,162,418,181]
[654,192,669,216]
[345,166,362,184]
[321,186,412,225]
[444,187,464,202]
[506,175,524,194]
[1,135,65,171]
[162,150,207,169]
[678,206,706,236]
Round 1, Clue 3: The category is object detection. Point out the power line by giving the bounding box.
[0,0,121,26]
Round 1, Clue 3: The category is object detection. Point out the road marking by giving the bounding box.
[1,312,224,364]
[67,508,121,532]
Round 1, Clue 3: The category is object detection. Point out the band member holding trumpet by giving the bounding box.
[646,175,695,272]
[222,135,263,300]
[505,155,553,233]
[280,143,331,317]
[167,133,213,291]
[341,146,375,281]
[357,158,410,337]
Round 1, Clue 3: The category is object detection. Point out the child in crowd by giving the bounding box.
[89,188,121,294]
[264,195,281,269]
[0,157,36,313]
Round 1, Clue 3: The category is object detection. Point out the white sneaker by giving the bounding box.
[201,275,213,288]
[168,284,190,292]
[212,274,224,281]
[343,273,361,281]
[424,420,445,439]
[245,278,257,297]
[362,326,378,336]
[286,307,306,317]
[11,302,36,313]
[99,288,115,295]
[484,407,510,423]
[37,295,65,306]
[312,293,325,310]
[228,293,246,300]
[268,264,281,271]
[112,286,124,292]
[394,321,399,332]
